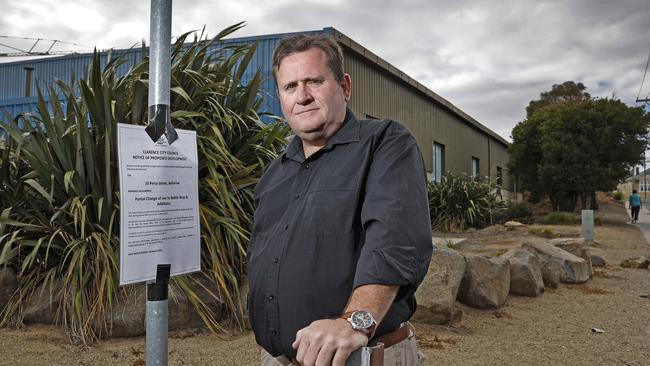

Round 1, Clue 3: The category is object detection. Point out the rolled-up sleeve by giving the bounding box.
[353,123,433,301]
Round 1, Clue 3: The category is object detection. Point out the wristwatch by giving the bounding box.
[340,310,377,338]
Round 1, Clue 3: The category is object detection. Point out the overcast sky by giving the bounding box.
[1,0,649,141]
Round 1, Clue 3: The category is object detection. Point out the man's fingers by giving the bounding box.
[292,329,304,350]
[314,341,338,366]
[300,340,322,366]
[329,343,354,366]
[295,338,310,365]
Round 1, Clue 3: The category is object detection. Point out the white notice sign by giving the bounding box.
[117,123,201,285]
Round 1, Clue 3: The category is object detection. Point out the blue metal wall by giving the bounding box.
[0,28,330,124]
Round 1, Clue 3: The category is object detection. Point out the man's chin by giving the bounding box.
[295,130,325,142]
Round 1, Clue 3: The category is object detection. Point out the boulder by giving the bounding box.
[590,254,607,267]
[239,277,251,330]
[502,248,544,296]
[540,259,562,288]
[168,284,192,332]
[620,256,650,269]
[414,247,466,324]
[186,275,227,328]
[457,254,510,309]
[103,277,226,338]
[106,285,146,338]
[0,267,18,314]
[453,241,483,252]
[504,221,524,227]
[24,280,64,324]
[522,240,590,283]
[550,238,593,278]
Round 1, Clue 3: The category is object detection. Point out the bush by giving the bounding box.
[611,191,623,201]
[428,172,506,232]
[540,211,578,225]
[0,24,289,342]
[497,201,534,224]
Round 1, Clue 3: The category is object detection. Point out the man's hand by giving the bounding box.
[292,318,368,366]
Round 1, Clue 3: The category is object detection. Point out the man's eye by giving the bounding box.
[307,80,322,86]
[284,84,296,91]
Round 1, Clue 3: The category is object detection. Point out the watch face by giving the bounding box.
[351,311,374,329]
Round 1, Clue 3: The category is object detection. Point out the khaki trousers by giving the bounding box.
[260,330,424,366]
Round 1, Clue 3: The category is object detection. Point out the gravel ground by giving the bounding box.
[1,201,649,366]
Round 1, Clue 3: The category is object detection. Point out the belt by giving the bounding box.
[369,323,411,348]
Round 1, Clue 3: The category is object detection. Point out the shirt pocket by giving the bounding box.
[305,177,358,235]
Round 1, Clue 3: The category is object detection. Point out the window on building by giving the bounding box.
[471,157,480,178]
[433,142,445,183]
[640,181,650,192]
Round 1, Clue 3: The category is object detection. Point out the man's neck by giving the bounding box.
[302,140,326,159]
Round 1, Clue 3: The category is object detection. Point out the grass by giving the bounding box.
[444,239,458,249]
[528,227,558,238]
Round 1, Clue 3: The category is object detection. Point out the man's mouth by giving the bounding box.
[296,108,318,115]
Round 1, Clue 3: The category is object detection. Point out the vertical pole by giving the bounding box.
[581,210,594,245]
[147,264,170,365]
[145,0,177,144]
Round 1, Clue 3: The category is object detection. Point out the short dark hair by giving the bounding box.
[272,34,344,82]
[633,190,638,194]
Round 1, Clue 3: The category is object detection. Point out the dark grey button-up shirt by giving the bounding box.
[247,109,433,358]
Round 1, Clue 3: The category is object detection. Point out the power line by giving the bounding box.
[637,47,650,103]
[0,35,92,57]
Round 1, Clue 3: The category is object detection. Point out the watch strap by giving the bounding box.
[339,310,377,339]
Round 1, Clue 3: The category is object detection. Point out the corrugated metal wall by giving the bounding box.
[344,50,511,188]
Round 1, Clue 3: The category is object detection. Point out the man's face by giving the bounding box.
[275,47,351,146]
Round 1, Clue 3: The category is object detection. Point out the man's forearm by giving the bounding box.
[343,284,399,326]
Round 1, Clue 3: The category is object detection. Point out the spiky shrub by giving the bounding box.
[428,172,506,232]
[0,23,288,342]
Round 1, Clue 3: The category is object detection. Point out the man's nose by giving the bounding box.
[296,83,313,105]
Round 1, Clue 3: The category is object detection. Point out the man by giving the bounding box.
[247,34,433,366]
[629,189,641,224]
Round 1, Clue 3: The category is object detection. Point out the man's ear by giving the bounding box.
[342,73,352,101]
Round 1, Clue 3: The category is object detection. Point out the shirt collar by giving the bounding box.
[282,108,360,163]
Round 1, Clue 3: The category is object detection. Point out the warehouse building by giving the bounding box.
[0,27,518,199]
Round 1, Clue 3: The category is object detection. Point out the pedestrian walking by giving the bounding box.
[629,189,641,223]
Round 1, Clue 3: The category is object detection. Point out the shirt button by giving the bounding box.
[284,225,288,230]
[304,163,310,169]
[294,194,300,199]
[271,330,278,336]
[267,295,275,301]
[272,258,279,263]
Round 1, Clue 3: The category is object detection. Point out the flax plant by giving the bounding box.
[0,23,288,342]
[428,172,506,232]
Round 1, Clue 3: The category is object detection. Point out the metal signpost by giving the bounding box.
[146,1,173,365]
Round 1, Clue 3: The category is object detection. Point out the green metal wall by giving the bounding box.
[343,50,513,191]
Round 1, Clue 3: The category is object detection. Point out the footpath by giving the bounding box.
[627,199,650,244]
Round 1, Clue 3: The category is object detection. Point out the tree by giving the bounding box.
[525,81,591,118]
[510,82,649,211]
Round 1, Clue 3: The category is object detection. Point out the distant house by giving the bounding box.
[617,168,650,198]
